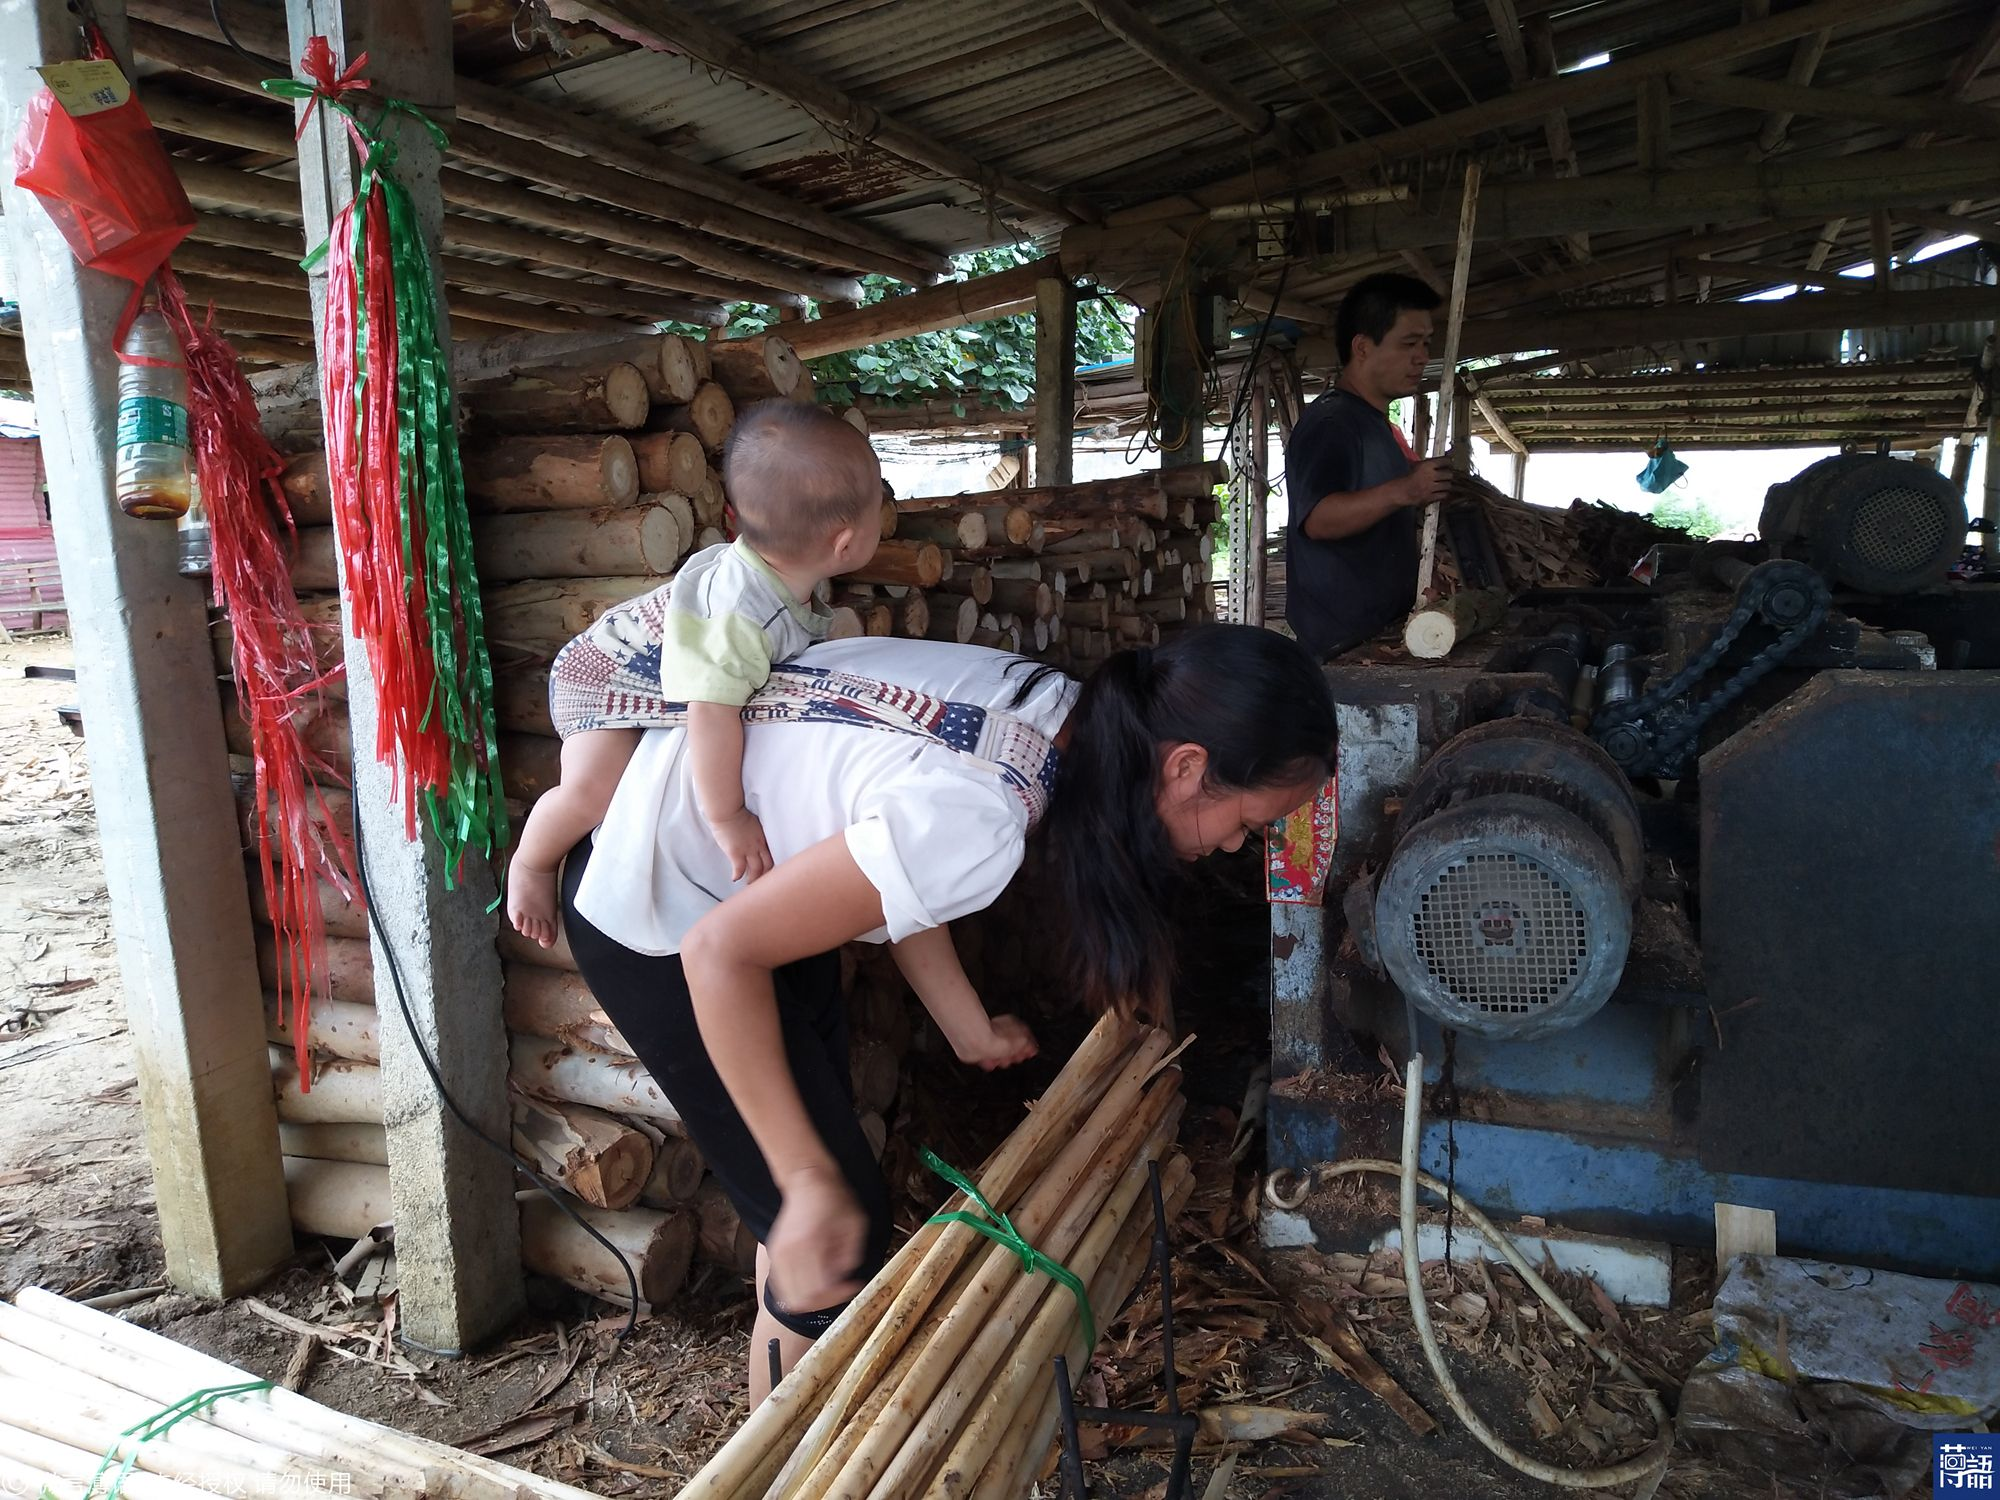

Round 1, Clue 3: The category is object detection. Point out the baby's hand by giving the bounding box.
[954,1014,1039,1072]
[711,808,774,883]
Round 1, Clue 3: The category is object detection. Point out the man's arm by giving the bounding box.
[1300,458,1450,541]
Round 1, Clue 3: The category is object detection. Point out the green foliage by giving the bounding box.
[1648,495,1726,539]
[672,245,1134,414]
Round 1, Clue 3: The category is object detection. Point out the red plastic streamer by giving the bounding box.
[154,271,357,1085]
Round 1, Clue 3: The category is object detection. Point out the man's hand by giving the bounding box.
[1400,457,1452,508]
[710,807,774,883]
[952,1014,1040,1071]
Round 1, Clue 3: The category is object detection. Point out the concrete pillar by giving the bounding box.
[1032,276,1076,488]
[284,0,522,1353]
[0,0,292,1296]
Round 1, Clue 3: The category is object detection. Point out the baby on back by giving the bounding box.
[505,400,884,947]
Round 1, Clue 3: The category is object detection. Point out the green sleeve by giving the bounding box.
[658,609,774,707]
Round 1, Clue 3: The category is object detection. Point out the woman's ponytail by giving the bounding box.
[1038,625,1337,1021]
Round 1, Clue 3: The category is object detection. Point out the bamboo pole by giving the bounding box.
[673,1016,1131,1500]
[1415,165,1481,604]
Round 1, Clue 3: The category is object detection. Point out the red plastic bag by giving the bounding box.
[12,63,194,289]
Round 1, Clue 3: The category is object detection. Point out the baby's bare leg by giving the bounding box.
[506,729,641,946]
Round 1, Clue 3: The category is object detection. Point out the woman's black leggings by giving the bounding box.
[558,836,892,1337]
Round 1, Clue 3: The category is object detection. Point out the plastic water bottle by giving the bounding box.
[177,486,211,578]
[114,296,194,519]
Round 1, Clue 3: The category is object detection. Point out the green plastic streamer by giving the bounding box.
[923,1147,1096,1348]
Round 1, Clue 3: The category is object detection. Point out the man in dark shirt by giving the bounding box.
[1285,273,1453,658]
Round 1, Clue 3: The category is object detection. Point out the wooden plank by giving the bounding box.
[1714,1203,1778,1276]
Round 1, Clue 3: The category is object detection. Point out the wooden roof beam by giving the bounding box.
[1485,0,1588,260]
[1749,29,1831,157]
[1457,285,2000,360]
[1110,0,1932,225]
[1468,218,1824,313]
[785,261,1052,359]
[1670,73,2000,141]
[125,2,947,284]
[561,0,1096,227]
[1069,0,1290,145]
[144,89,819,307]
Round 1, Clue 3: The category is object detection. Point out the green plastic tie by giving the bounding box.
[922,1148,1095,1348]
[82,1379,275,1500]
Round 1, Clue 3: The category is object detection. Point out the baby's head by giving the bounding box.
[723,400,883,575]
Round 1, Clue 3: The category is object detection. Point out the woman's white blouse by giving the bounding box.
[572,638,1079,955]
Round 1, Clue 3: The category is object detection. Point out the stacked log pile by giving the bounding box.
[673,1014,1191,1500]
[885,464,1224,668]
[231,330,1220,1315]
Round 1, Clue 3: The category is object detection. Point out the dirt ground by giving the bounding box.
[0,634,1897,1499]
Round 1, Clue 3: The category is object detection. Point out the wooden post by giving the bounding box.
[0,0,293,1298]
[1985,399,2000,557]
[286,0,523,1352]
[1033,276,1078,488]
[1511,448,1529,500]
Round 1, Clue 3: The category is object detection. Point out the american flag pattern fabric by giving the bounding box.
[550,640,1061,828]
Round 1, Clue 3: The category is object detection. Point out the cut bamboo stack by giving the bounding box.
[0,1287,609,1500]
[674,1013,1192,1500]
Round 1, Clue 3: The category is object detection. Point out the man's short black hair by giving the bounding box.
[1334,272,1443,366]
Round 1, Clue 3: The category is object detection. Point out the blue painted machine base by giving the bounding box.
[1270,1093,2000,1280]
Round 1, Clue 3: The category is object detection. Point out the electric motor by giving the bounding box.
[1371,719,1642,1041]
[1759,454,1966,594]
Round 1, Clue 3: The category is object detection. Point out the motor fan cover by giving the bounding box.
[1375,792,1632,1040]
[1759,454,1965,594]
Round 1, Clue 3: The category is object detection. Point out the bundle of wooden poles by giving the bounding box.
[0,1286,607,1500]
[675,1014,1190,1500]
[226,328,1218,1313]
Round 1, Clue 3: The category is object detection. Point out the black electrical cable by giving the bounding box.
[1221,253,1294,446]
[349,805,642,1339]
[209,0,259,62]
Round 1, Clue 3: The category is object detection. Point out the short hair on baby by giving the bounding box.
[723,400,883,560]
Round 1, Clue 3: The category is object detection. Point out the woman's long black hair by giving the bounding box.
[1016,623,1337,1021]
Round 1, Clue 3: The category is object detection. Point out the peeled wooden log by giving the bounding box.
[891,510,987,551]
[503,964,629,1054]
[271,1047,382,1125]
[694,469,728,529]
[985,578,1053,619]
[649,381,735,453]
[290,527,338,591]
[460,362,649,432]
[267,995,380,1064]
[278,453,332,525]
[499,731,562,802]
[222,689,350,773]
[1059,598,1110,629]
[830,595,894,636]
[849,1038,901,1116]
[510,1035,682,1130]
[483,576,655,646]
[630,430,708,497]
[706,334,803,402]
[473,504,686,581]
[512,1094,653,1211]
[646,490,697,555]
[934,565,994,607]
[1404,586,1507,659]
[922,595,979,644]
[512,333,700,405]
[692,1179,758,1275]
[495,665,554,736]
[460,434,640,513]
[519,1194,694,1308]
[878,500,898,541]
[283,1158,392,1239]
[257,929,374,1006]
[279,1121,388,1166]
[639,1136,706,1207]
[894,591,931,640]
[844,539,942,589]
[985,558,1042,582]
[825,606,866,641]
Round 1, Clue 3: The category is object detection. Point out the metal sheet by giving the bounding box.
[1699,671,2000,1198]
